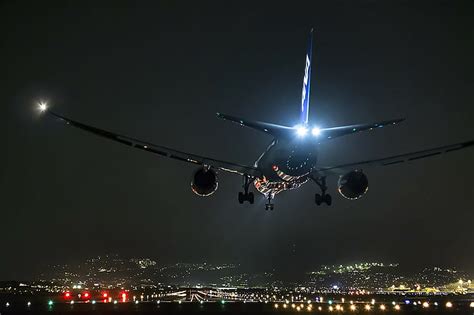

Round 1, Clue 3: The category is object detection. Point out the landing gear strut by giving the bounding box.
[238,176,254,204]
[313,176,332,206]
[265,194,274,211]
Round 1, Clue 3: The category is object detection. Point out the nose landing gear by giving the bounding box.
[312,176,332,206]
[238,176,254,204]
[265,194,274,210]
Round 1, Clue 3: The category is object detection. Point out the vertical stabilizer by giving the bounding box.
[300,28,313,124]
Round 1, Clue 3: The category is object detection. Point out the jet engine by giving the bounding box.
[191,167,218,196]
[337,170,369,200]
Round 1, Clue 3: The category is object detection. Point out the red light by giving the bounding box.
[65,292,71,298]
[102,293,108,298]
[121,292,127,302]
[84,292,89,298]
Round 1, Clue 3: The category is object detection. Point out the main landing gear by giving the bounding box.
[313,176,332,206]
[238,176,254,204]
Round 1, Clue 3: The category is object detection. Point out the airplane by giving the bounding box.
[37,29,473,210]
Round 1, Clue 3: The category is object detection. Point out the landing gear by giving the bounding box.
[265,194,274,211]
[238,176,254,204]
[313,176,332,206]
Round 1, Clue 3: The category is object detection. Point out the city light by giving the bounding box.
[296,306,301,311]
[27,302,31,307]
[6,302,10,307]
[364,304,371,310]
[92,300,96,304]
[445,302,452,308]
[350,304,356,311]
[394,304,400,310]
[70,300,74,305]
[83,292,90,299]
[328,305,333,312]
[470,301,474,308]
[274,303,279,309]
[379,304,386,310]
[422,302,429,308]
[48,300,53,306]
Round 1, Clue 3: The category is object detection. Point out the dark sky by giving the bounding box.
[1,1,473,280]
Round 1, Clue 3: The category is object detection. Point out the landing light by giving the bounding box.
[295,125,308,137]
[311,127,321,136]
[38,102,48,112]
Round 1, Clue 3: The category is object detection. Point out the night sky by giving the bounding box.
[1,1,473,280]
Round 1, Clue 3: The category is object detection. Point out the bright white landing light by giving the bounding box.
[38,102,48,112]
[311,127,321,136]
[295,125,308,137]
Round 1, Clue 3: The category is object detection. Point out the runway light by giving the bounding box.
[6,302,10,307]
[91,300,96,305]
[135,300,139,304]
[394,304,400,310]
[27,302,31,307]
[295,125,308,137]
[283,303,287,308]
[200,300,204,305]
[364,304,371,310]
[422,302,429,308]
[70,301,74,305]
[328,305,333,311]
[296,306,301,311]
[445,301,453,308]
[379,304,386,310]
[350,304,356,311]
[312,127,321,136]
[48,300,53,306]
[318,306,322,311]
[113,300,118,305]
[274,303,279,309]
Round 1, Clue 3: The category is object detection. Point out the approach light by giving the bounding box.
[295,125,308,137]
[38,102,48,112]
[311,127,321,136]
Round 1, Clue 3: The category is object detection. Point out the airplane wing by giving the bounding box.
[44,110,262,178]
[313,139,474,177]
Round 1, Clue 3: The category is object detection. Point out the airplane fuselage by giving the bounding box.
[253,138,318,197]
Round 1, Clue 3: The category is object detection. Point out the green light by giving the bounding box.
[48,300,53,306]
[221,300,225,305]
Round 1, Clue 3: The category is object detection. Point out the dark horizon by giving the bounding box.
[1,1,473,280]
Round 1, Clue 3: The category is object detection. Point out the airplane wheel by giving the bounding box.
[315,193,322,205]
[238,192,244,204]
[248,192,254,204]
[324,194,332,206]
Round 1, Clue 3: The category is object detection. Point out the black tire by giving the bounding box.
[238,192,244,204]
[248,192,254,204]
[324,194,332,206]
[315,193,322,205]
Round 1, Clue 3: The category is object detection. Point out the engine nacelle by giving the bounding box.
[191,167,218,196]
[337,170,369,200]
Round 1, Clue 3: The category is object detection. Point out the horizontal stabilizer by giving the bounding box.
[216,113,293,138]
